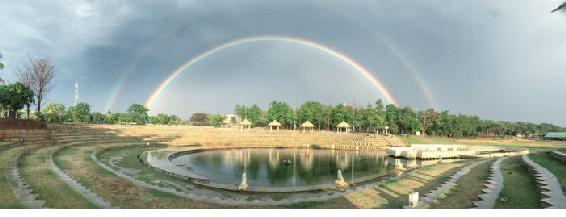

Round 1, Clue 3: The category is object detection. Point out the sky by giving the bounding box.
[0,0,565,125]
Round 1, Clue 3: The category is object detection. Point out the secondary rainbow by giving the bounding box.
[144,36,399,109]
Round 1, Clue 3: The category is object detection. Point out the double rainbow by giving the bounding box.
[144,35,399,110]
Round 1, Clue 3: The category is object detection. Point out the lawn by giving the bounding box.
[494,157,541,209]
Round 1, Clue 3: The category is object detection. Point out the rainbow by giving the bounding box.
[144,35,399,109]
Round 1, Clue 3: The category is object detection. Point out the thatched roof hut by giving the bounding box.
[240,118,251,130]
[301,121,315,132]
[336,121,351,133]
[268,120,282,131]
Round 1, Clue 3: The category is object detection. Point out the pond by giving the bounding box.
[145,147,435,190]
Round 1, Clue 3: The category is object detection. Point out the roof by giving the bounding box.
[268,120,282,127]
[240,119,251,126]
[545,132,566,139]
[337,121,350,128]
[223,117,232,124]
[301,121,314,128]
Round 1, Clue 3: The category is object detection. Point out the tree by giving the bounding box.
[385,104,399,134]
[0,53,4,71]
[396,106,420,134]
[168,115,182,125]
[267,101,295,129]
[44,103,65,122]
[208,114,224,127]
[234,104,263,126]
[0,82,34,119]
[331,104,353,129]
[0,53,4,84]
[364,100,386,133]
[127,104,149,125]
[297,101,324,127]
[552,2,565,13]
[91,112,105,124]
[190,113,209,126]
[17,56,56,114]
[67,102,91,122]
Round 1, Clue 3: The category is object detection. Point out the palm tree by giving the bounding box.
[552,1,566,13]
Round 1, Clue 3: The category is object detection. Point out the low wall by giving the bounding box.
[0,129,52,145]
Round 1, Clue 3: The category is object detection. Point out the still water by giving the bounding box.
[169,148,416,188]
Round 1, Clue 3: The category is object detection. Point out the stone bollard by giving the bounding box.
[409,192,419,208]
[238,172,248,191]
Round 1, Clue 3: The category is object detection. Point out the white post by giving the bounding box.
[409,192,419,208]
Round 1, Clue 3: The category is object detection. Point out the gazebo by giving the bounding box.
[240,119,251,130]
[336,121,351,134]
[222,117,232,128]
[301,121,315,133]
[268,120,282,131]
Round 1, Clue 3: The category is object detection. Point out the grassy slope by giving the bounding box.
[494,157,541,209]
[55,144,238,208]
[431,160,492,208]
[529,152,566,192]
[21,146,96,208]
[0,146,25,208]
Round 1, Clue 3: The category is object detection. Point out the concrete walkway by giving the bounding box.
[550,151,566,162]
[405,159,488,209]
[49,142,117,208]
[522,154,566,209]
[473,157,505,209]
[6,147,46,208]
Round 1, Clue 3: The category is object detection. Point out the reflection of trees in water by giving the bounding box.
[184,148,390,186]
[151,151,168,160]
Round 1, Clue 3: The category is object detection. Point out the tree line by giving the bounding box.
[225,100,566,137]
[42,102,183,125]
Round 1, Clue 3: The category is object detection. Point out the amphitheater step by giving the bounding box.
[404,159,488,209]
[473,157,505,209]
[6,147,47,208]
[522,155,566,209]
[49,144,118,209]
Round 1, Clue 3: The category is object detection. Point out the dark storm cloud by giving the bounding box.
[1,0,565,125]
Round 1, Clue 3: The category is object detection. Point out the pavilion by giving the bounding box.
[301,121,315,133]
[336,121,351,133]
[268,120,282,131]
[240,119,251,130]
[222,117,232,128]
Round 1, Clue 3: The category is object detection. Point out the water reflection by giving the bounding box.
[167,148,431,188]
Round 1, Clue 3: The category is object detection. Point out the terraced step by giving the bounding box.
[550,151,566,162]
[49,142,118,208]
[522,155,566,209]
[404,159,488,209]
[6,147,46,208]
[473,157,505,209]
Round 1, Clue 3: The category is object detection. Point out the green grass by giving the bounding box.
[0,147,25,208]
[431,160,492,208]
[398,136,458,145]
[20,146,97,208]
[494,157,541,209]
[529,152,566,192]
